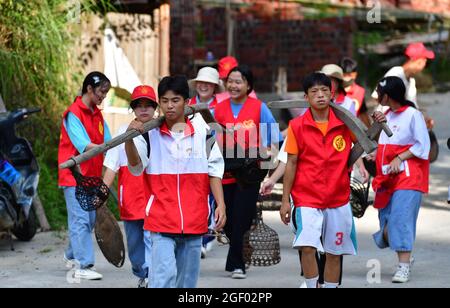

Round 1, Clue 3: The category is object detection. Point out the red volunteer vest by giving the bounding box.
[117,166,148,220]
[188,96,218,110]
[290,108,352,209]
[214,97,262,185]
[58,97,106,187]
[346,83,365,115]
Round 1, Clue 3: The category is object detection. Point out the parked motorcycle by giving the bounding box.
[0,108,41,248]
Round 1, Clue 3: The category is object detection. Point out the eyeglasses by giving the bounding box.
[207,229,230,245]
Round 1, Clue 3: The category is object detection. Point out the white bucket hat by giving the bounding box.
[189,67,225,93]
[194,67,220,84]
[321,64,344,81]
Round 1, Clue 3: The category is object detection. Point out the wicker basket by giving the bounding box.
[243,204,281,267]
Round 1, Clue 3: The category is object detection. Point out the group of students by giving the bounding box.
[57,44,433,288]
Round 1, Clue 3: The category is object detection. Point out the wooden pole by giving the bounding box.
[226,0,234,56]
[33,195,51,232]
[267,99,393,162]
[59,104,214,170]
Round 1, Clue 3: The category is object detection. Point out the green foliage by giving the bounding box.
[0,0,113,229]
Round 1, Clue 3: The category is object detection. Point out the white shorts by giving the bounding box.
[291,203,357,256]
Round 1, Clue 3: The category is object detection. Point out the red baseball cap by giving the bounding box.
[218,56,239,79]
[130,85,157,109]
[405,42,435,61]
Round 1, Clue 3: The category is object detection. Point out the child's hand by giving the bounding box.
[365,152,377,162]
[127,119,145,133]
[389,156,403,174]
[214,204,227,231]
[260,179,275,196]
[358,164,370,184]
[372,111,386,123]
[279,201,291,225]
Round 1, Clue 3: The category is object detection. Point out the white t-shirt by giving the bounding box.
[277,139,288,164]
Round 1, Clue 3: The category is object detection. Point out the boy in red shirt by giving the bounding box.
[281,72,383,288]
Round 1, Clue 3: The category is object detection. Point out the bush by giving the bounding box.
[0,0,112,229]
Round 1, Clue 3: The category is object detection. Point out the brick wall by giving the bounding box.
[169,0,196,75]
[170,1,355,92]
[234,16,354,92]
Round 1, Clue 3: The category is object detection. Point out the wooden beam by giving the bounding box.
[348,122,393,167]
[268,99,377,154]
[59,104,214,170]
[267,99,393,164]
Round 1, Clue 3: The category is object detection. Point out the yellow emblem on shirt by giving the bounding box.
[99,121,104,135]
[242,120,256,129]
[333,135,346,152]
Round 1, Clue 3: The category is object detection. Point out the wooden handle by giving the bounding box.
[267,99,309,109]
[381,122,393,137]
[59,104,211,170]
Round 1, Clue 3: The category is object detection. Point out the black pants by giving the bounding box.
[223,182,260,273]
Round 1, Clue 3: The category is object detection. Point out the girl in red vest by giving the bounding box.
[103,85,157,288]
[58,72,111,281]
[370,76,430,283]
[340,57,369,127]
[215,65,282,279]
[189,66,223,110]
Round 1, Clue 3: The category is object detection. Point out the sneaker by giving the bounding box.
[299,281,307,288]
[231,269,247,279]
[74,268,103,281]
[201,246,207,259]
[138,278,148,288]
[63,254,76,268]
[205,240,215,252]
[392,265,410,283]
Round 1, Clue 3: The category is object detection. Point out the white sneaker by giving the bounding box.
[205,240,215,252]
[63,254,76,268]
[74,268,103,281]
[299,281,307,288]
[231,269,247,279]
[138,278,148,288]
[201,246,207,259]
[392,265,410,283]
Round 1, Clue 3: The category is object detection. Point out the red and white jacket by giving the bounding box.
[128,118,224,235]
[104,125,148,221]
[372,106,430,209]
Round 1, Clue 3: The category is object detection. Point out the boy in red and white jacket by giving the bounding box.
[103,85,157,288]
[370,76,430,284]
[125,76,226,288]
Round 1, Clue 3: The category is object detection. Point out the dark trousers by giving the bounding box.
[223,182,260,273]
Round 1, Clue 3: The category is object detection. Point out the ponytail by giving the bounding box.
[82,72,110,95]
